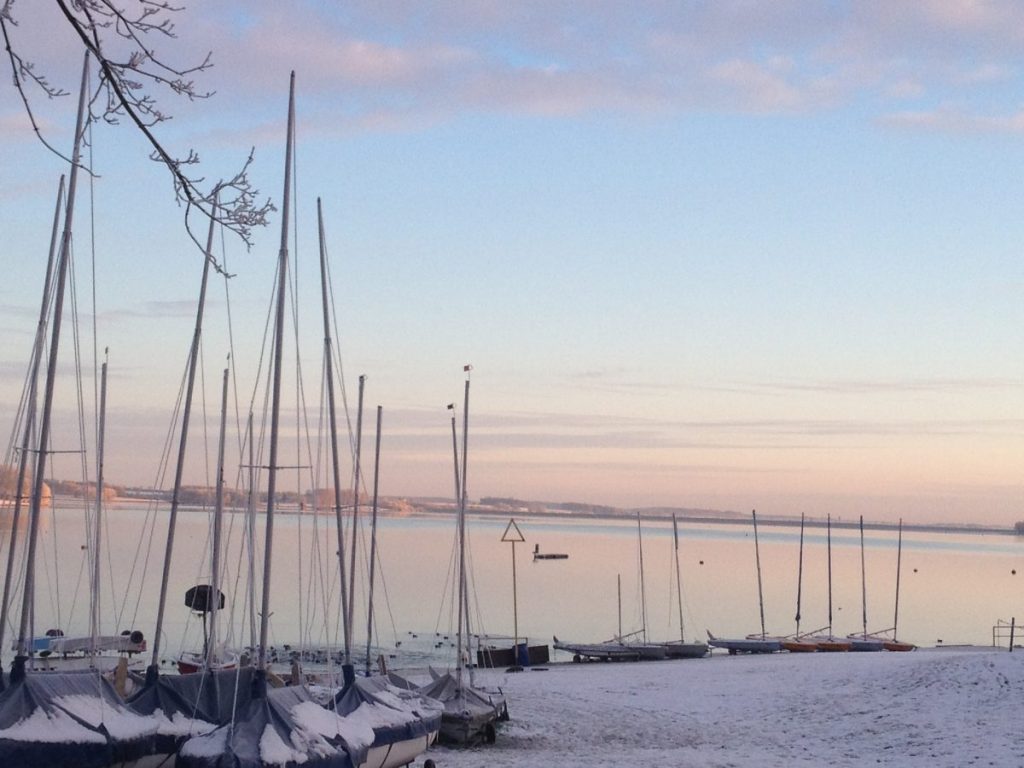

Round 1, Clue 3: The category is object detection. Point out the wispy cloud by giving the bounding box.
[879,106,1024,135]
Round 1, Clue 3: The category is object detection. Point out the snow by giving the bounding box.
[0,705,106,744]
[52,694,156,741]
[428,648,1024,767]
[178,725,227,759]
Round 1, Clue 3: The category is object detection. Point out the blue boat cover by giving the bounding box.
[178,684,366,768]
[0,670,157,768]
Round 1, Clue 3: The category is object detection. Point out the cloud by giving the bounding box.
[879,106,1024,134]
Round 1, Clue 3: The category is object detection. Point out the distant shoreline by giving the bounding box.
[12,493,1015,540]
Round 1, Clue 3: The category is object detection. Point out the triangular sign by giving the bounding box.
[501,518,525,543]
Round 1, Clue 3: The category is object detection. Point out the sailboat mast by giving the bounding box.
[636,512,648,644]
[893,518,904,639]
[449,406,463,684]
[316,199,351,662]
[346,374,366,656]
[258,71,296,673]
[460,370,473,685]
[795,512,805,636]
[364,406,383,676]
[207,365,229,668]
[149,193,219,676]
[826,514,834,636]
[0,175,64,678]
[89,354,108,661]
[14,56,90,672]
[672,514,685,643]
[751,509,767,640]
[246,412,257,652]
[617,574,622,640]
[859,515,868,639]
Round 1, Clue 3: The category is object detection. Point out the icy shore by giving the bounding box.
[428,647,1023,767]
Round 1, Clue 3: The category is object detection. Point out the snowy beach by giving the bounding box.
[429,648,1023,767]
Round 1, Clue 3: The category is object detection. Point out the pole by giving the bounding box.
[346,374,366,656]
[149,191,219,678]
[246,413,257,653]
[459,370,472,686]
[617,573,622,640]
[89,354,108,662]
[752,510,767,640]
[0,175,64,684]
[893,518,903,640]
[364,406,383,676]
[316,199,350,663]
[258,71,296,678]
[827,514,834,638]
[672,514,685,643]
[636,512,648,644]
[795,512,805,636]
[859,515,868,640]
[14,55,90,675]
[207,365,229,668]
[511,538,519,662]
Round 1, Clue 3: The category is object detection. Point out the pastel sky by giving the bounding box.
[1,1,1023,525]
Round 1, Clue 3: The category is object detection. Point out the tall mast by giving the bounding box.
[616,574,622,640]
[751,509,767,641]
[346,374,366,658]
[207,365,229,667]
[364,406,383,676]
[636,512,648,644]
[316,199,351,663]
[859,515,868,640]
[826,514,834,637]
[13,56,90,676]
[0,174,64,682]
[258,71,296,676]
[448,404,463,675]
[89,353,108,661]
[246,412,257,652]
[672,514,685,643]
[460,369,473,685]
[794,512,805,637]
[893,518,904,639]
[148,191,219,677]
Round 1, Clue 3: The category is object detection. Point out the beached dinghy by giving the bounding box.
[707,511,781,655]
[706,631,782,654]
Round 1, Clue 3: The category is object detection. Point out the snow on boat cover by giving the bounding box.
[177,683,368,768]
[0,670,156,768]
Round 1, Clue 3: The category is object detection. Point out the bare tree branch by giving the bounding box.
[2,0,273,264]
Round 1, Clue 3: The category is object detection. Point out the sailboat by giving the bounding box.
[177,72,368,768]
[0,54,164,767]
[660,514,707,659]
[176,366,240,676]
[846,516,884,652]
[779,514,818,653]
[707,510,781,654]
[870,519,916,652]
[804,514,851,652]
[421,369,508,746]
[555,514,669,662]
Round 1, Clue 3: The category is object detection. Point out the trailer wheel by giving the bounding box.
[484,723,497,744]
[424,760,436,768]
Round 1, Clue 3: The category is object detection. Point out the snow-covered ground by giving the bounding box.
[425,648,1024,767]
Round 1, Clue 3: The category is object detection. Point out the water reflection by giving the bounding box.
[1,505,1020,672]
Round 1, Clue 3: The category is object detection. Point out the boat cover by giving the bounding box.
[0,670,157,768]
[177,684,367,768]
[128,666,255,752]
[417,671,506,745]
[332,675,441,748]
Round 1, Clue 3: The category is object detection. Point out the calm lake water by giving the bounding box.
[2,503,1022,672]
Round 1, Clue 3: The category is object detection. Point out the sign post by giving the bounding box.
[501,518,526,671]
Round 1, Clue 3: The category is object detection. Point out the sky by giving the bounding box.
[1,1,1023,525]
